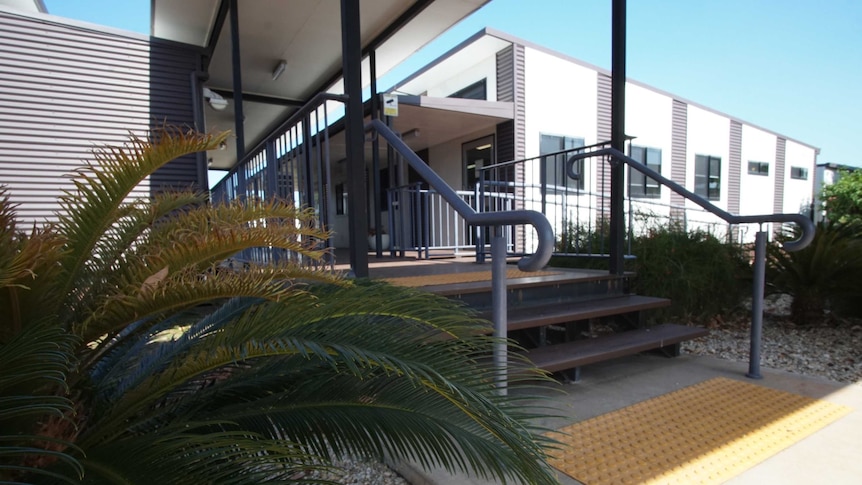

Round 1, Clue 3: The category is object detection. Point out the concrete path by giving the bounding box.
[394,354,862,485]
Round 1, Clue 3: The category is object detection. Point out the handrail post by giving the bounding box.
[491,225,508,395]
[747,229,768,379]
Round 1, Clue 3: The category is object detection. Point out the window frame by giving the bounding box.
[747,161,770,176]
[694,154,722,201]
[448,78,487,100]
[628,145,662,198]
[790,166,809,180]
[539,134,586,191]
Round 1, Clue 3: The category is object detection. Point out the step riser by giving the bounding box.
[445,276,628,311]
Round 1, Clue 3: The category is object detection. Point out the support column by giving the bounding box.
[370,50,383,258]
[609,0,626,275]
[341,0,369,277]
[229,0,245,163]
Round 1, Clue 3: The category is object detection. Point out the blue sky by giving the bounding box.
[44,0,861,166]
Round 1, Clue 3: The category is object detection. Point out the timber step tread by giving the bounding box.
[481,295,671,332]
[523,323,708,373]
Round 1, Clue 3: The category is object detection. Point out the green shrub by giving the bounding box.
[550,222,749,321]
[630,226,749,321]
[767,221,862,325]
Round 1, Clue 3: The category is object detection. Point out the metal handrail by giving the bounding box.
[367,119,554,272]
[368,119,555,393]
[567,145,815,380]
[566,146,815,251]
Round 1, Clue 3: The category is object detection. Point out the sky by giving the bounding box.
[43,0,862,166]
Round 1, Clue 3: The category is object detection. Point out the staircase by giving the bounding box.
[386,263,707,381]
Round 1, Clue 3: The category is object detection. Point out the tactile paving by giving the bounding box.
[384,269,559,287]
[547,377,851,484]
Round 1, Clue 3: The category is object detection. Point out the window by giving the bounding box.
[790,166,809,180]
[448,79,487,100]
[540,134,585,190]
[629,146,662,198]
[694,154,721,200]
[748,161,769,176]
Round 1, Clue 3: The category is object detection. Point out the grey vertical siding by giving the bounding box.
[0,11,199,226]
[495,120,514,163]
[512,44,526,161]
[496,45,514,103]
[670,100,688,212]
[596,73,612,142]
[148,42,201,193]
[512,43,526,250]
[596,73,612,200]
[728,120,742,214]
[774,137,786,214]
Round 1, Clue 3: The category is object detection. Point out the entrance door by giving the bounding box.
[462,135,494,191]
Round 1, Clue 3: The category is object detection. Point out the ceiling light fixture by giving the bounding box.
[272,59,287,81]
[202,87,228,111]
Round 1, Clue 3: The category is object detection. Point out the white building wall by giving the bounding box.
[784,140,817,214]
[686,105,731,211]
[427,128,496,189]
[739,125,777,216]
[625,83,674,223]
[416,55,497,100]
[523,47,597,158]
[522,47,598,240]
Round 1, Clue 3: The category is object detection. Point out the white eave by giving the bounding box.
[151,0,489,169]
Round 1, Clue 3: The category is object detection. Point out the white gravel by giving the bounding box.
[681,294,862,384]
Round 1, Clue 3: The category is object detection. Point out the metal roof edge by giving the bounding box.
[391,25,820,153]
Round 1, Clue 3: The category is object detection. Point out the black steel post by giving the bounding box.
[228,0,245,163]
[370,50,383,258]
[609,0,627,275]
[190,67,209,190]
[341,0,369,277]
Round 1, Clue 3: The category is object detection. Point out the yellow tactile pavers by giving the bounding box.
[384,269,559,287]
[547,377,851,485]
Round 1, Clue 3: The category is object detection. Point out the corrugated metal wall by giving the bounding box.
[774,137,786,214]
[495,45,514,164]
[728,120,742,214]
[495,45,514,103]
[596,73,612,142]
[596,73,612,201]
[512,44,526,162]
[0,10,199,226]
[670,100,688,213]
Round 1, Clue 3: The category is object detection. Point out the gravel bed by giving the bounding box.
[305,458,409,485]
[682,294,862,384]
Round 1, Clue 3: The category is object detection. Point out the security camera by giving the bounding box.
[202,87,228,111]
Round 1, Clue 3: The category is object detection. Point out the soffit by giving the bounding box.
[152,0,489,169]
[0,0,45,13]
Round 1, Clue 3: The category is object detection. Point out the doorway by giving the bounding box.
[462,135,494,191]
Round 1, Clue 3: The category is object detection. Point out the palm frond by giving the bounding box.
[81,422,326,485]
[0,320,83,483]
[54,127,228,317]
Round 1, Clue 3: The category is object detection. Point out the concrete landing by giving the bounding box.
[393,354,862,485]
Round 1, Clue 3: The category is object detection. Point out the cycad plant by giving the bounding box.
[767,221,862,325]
[0,127,557,484]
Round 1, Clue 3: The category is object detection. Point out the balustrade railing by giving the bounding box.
[210,93,346,268]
